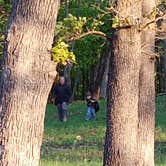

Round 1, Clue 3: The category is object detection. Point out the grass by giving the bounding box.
[40,97,166,166]
[155,96,166,166]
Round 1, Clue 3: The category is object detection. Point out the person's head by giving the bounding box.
[86,91,91,99]
[59,76,65,85]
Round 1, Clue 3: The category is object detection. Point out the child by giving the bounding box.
[85,92,99,121]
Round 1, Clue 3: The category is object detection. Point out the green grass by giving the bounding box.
[155,96,166,166]
[40,97,166,166]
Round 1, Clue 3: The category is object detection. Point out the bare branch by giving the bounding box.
[141,15,166,30]
[66,31,107,42]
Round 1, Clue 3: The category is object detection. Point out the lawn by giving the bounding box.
[40,97,166,166]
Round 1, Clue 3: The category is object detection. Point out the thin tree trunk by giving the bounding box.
[82,67,85,99]
[92,49,109,99]
[137,0,156,165]
[0,0,60,166]
[65,0,69,17]
[103,0,142,165]
[63,0,72,86]
[100,51,110,98]
[70,73,80,101]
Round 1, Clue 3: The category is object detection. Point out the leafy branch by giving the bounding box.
[52,13,107,65]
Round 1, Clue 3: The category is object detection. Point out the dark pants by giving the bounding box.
[57,102,67,122]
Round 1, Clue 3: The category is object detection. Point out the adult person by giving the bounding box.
[54,76,71,122]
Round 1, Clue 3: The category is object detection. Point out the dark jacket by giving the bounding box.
[54,83,71,105]
[86,97,99,112]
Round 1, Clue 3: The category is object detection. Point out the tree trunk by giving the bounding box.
[64,63,72,87]
[100,51,110,98]
[103,0,142,165]
[0,0,60,166]
[92,49,110,100]
[70,73,80,101]
[81,67,85,99]
[137,1,156,165]
[65,0,69,17]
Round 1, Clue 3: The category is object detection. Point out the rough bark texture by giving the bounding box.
[137,1,156,165]
[0,0,60,166]
[103,0,142,165]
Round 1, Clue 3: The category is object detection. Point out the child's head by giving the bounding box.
[86,91,91,99]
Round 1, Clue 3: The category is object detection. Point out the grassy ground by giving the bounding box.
[40,97,166,166]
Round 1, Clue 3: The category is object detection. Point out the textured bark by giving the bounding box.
[0,0,60,166]
[137,1,156,165]
[103,0,142,165]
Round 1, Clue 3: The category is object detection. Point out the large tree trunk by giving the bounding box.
[103,0,142,165]
[137,0,156,165]
[0,0,60,166]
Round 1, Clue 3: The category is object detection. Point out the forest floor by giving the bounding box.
[40,96,166,166]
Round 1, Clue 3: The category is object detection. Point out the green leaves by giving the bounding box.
[53,13,107,66]
[51,40,76,65]
[55,14,87,41]
[91,19,104,30]
[0,1,11,58]
[112,16,121,28]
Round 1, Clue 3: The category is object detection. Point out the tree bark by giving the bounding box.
[137,0,156,165]
[103,0,142,165]
[0,0,60,166]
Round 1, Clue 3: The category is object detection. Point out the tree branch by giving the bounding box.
[141,14,166,30]
[66,31,107,42]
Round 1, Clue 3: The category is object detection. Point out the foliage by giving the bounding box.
[53,12,105,65]
[112,16,121,28]
[55,14,87,41]
[51,40,76,65]
[53,12,106,65]
[53,0,111,68]
[0,0,11,60]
